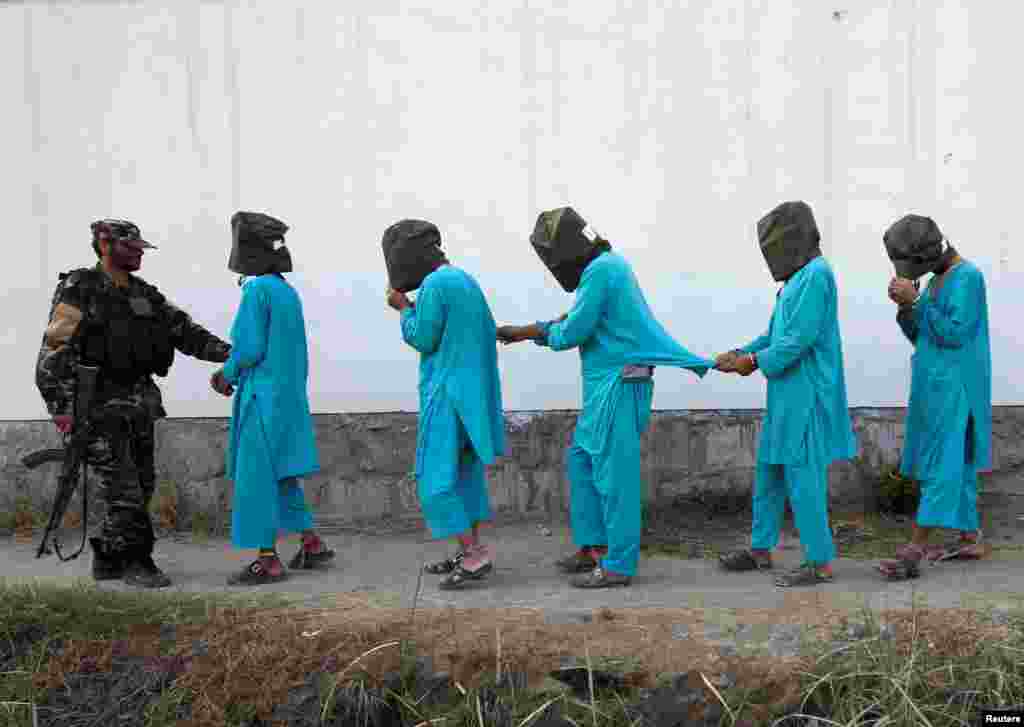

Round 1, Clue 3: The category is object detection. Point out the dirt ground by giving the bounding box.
[30,591,1013,726]
[12,484,1024,725]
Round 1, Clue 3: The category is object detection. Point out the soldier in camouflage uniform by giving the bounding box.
[35,219,232,588]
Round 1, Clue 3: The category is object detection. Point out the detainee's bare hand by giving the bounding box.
[888,277,918,306]
[714,351,739,372]
[387,288,411,311]
[734,355,756,377]
[497,325,525,345]
[210,370,234,397]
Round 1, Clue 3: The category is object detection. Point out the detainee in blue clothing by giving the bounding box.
[498,207,713,589]
[879,215,992,579]
[383,219,506,590]
[211,212,335,587]
[717,201,857,587]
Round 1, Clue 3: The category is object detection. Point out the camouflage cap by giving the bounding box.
[90,219,157,249]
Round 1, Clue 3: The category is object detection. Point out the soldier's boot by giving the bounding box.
[89,537,125,581]
[123,545,172,589]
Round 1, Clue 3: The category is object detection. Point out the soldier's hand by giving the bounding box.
[53,415,74,434]
[210,370,234,397]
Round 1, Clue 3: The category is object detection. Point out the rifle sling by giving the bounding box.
[52,462,88,562]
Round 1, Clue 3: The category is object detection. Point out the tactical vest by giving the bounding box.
[67,270,175,384]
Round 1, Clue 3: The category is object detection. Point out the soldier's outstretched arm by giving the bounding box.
[162,299,231,363]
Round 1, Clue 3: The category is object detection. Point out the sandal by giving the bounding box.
[718,549,772,572]
[425,551,465,575]
[288,538,336,570]
[570,566,631,589]
[228,558,288,586]
[438,561,493,590]
[775,563,834,587]
[877,544,923,581]
[922,543,950,562]
[555,550,599,574]
[933,532,987,562]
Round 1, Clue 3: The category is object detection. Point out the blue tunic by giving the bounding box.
[222,274,319,547]
[896,260,992,515]
[400,265,506,538]
[739,256,856,564]
[541,251,714,456]
[739,256,857,466]
[536,251,712,575]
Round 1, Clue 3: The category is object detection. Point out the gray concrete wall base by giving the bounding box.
[3,408,1023,532]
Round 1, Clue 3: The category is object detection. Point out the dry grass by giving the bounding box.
[3,574,1022,726]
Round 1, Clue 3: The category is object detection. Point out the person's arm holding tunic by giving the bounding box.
[400,278,445,355]
[222,282,269,388]
[918,270,981,349]
[535,263,610,350]
[721,307,774,370]
[753,267,830,379]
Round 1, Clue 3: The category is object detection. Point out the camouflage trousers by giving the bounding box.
[84,401,157,556]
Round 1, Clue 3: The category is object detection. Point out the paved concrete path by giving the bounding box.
[2,523,1022,620]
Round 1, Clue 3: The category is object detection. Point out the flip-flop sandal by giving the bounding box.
[425,551,465,575]
[437,561,493,590]
[775,563,834,587]
[718,549,773,572]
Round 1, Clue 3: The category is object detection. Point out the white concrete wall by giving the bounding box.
[2,0,1022,420]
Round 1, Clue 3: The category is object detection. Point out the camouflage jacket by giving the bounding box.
[35,263,231,419]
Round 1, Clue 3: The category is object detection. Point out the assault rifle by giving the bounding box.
[21,364,100,561]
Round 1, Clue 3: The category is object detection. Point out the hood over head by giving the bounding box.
[381,219,448,293]
[229,211,292,276]
[530,206,611,292]
[756,201,822,282]
[883,214,957,280]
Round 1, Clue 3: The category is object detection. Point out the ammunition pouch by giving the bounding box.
[79,288,175,384]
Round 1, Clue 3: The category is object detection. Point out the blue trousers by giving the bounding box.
[231,476,314,549]
[916,414,979,532]
[751,413,836,565]
[417,402,492,540]
[566,380,653,577]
